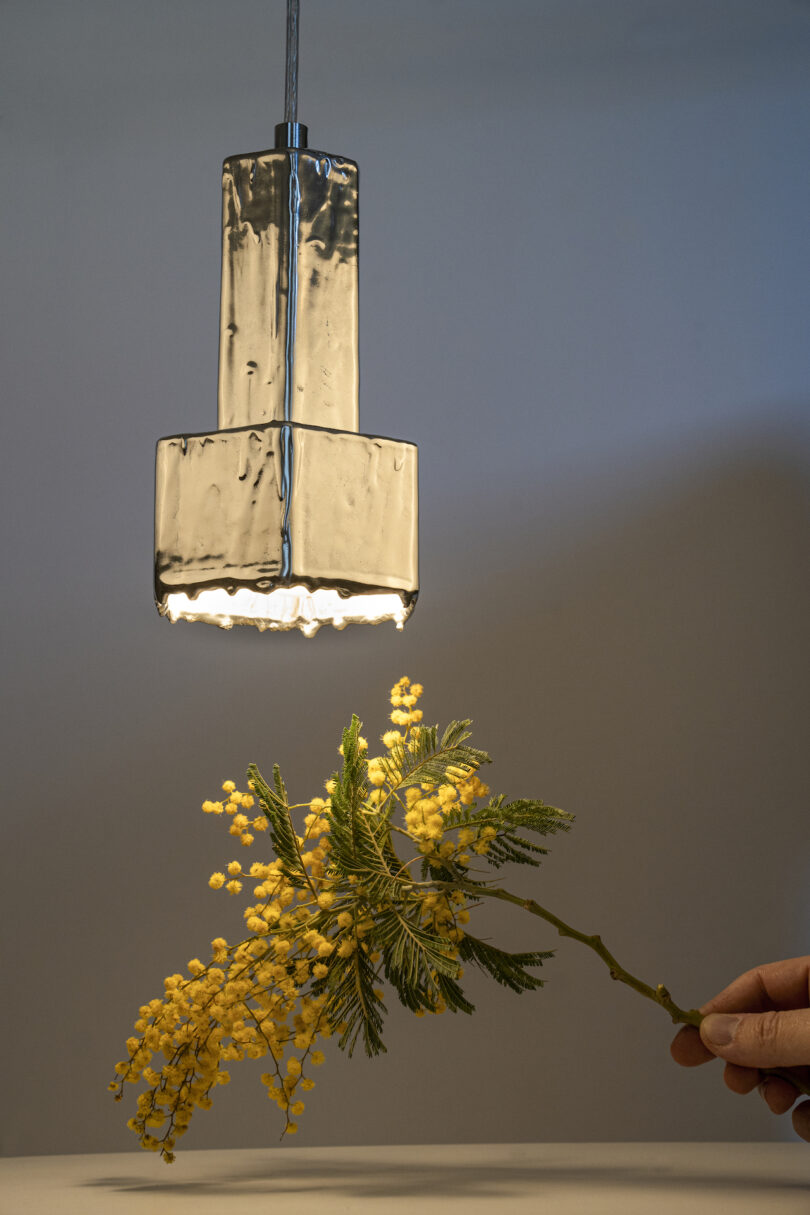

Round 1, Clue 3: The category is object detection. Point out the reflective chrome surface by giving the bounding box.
[275,123,307,149]
[155,422,417,636]
[154,132,418,636]
[218,147,359,433]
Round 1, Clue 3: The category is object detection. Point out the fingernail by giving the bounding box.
[702,1013,741,1046]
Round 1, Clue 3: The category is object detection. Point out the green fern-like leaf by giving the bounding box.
[377,902,459,1011]
[435,971,476,1015]
[444,794,574,869]
[381,719,490,796]
[458,934,554,992]
[321,944,387,1057]
[247,763,306,886]
[256,707,569,1072]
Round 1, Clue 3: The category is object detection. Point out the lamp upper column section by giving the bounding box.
[217,139,360,433]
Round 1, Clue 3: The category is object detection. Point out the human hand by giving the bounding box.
[670,957,810,1140]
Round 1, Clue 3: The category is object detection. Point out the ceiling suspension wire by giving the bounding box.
[284,0,300,124]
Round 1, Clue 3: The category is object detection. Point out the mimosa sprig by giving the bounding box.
[111,677,804,1162]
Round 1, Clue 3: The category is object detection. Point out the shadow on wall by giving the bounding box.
[459,427,810,828]
[437,420,810,787]
[446,422,810,864]
[399,424,810,1138]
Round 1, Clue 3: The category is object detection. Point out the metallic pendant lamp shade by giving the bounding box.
[154,2,418,637]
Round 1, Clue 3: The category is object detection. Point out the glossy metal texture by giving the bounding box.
[154,131,418,636]
[218,144,359,432]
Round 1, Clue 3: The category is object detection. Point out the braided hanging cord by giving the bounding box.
[284,0,300,123]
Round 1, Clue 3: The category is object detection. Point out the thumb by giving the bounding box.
[700,1010,810,1069]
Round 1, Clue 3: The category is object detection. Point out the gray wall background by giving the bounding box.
[2,0,809,1157]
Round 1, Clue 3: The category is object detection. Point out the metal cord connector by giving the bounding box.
[275,122,308,149]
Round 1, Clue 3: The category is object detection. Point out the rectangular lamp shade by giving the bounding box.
[154,135,418,636]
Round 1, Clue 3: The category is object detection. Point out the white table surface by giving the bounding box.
[2,1143,809,1215]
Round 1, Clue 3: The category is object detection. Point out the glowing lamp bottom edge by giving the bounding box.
[160,585,415,638]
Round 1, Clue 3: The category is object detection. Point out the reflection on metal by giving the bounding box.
[218,133,359,433]
[154,128,418,636]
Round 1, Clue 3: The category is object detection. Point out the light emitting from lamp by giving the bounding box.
[154,0,418,636]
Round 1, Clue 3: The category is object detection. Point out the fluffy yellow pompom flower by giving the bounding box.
[367,758,386,787]
[208,872,226,890]
[222,780,236,794]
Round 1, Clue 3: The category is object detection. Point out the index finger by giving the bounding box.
[671,957,810,1070]
[700,957,810,1016]
[671,1023,715,1067]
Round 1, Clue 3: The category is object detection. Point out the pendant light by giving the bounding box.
[154,0,418,637]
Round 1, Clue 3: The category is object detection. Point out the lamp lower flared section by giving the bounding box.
[155,420,419,636]
[161,585,415,638]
